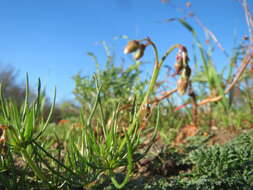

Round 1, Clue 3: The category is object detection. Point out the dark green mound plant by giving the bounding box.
[185,130,253,189]
[96,130,253,190]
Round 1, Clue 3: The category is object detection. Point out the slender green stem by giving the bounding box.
[34,87,56,141]
[118,43,179,153]
[160,44,180,66]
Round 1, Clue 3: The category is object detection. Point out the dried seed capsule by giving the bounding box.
[134,49,144,60]
[134,44,145,60]
[178,45,187,53]
[182,65,191,79]
[175,46,189,73]
[124,40,140,54]
[177,77,189,95]
[177,66,191,95]
[182,52,189,66]
[175,62,183,74]
[175,54,184,74]
[177,45,189,66]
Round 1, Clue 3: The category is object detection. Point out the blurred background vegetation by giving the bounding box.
[0,0,253,189]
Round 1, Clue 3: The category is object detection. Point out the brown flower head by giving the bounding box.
[124,40,140,54]
[134,44,146,60]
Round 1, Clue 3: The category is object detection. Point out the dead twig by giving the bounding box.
[149,88,177,106]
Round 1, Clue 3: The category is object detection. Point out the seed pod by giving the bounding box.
[176,47,189,71]
[177,77,189,95]
[178,45,187,53]
[182,52,189,66]
[134,44,145,60]
[177,45,189,66]
[124,40,140,54]
[181,65,191,79]
[175,62,183,74]
[175,54,184,74]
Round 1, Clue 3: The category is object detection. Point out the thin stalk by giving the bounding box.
[34,87,56,140]
[118,43,179,153]
[22,73,29,121]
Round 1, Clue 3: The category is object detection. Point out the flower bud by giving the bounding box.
[134,44,145,60]
[124,40,140,54]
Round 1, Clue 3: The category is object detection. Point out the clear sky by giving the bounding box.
[0,0,252,103]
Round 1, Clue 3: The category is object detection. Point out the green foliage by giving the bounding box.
[178,18,253,129]
[0,38,164,188]
[73,51,147,109]
[69,62,161,189]
[187,130,253,188]
[95,130,253,190]
[0,74,56,188]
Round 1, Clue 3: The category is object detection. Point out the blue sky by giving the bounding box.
[0,0,252,103]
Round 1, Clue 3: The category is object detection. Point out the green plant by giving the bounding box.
[73,48,147,108]
[183,130,253,189]
[0,74,56,188]
[67,37,195,189]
